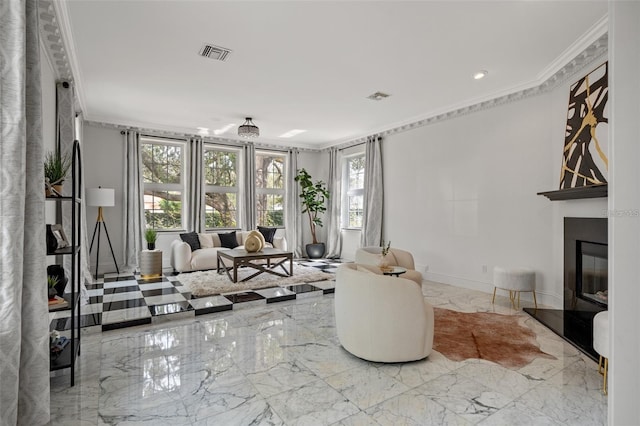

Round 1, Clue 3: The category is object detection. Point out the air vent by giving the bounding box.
[367,91,390,101]
[198,43,232,61]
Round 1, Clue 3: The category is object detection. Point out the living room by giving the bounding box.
[2,1,639,425]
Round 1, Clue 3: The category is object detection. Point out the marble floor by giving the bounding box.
[49,281,607,425]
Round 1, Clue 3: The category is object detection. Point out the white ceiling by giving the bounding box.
[60,1,608,149]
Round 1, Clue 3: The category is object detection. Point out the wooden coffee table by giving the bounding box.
[217,248,294,283]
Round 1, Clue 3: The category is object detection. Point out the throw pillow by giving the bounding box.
[180,232,201,251]
[219,231,239,249]
[258,226,277,244]
[198,233,213,248]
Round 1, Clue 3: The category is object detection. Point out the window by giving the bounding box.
[255,151,286,227]
[343,155,365,228]
[203,146,240,229]
[141,138,186,230]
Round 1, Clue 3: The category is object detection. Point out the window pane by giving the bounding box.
[348,156,364,190]
[144,191,182,230]
[348,195,363,228]
[142,143,182,184]
[256,153,285,189]
[256,193,284,227]
[204,192,237,228]
[204,150,237,186]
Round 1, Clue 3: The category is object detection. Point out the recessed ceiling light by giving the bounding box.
[279,129,307,138]
[367,91,390,101]
[213,124,234,135]
[197,127,210,136]
[473,70,488,80]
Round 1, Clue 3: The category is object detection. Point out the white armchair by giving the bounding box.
[355,246,423,285]
[334,263,434,363]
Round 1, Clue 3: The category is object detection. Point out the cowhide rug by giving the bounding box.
[433,308,556,368]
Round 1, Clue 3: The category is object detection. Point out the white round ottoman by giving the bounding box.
[593,310,609,394]
[492,267,537,309]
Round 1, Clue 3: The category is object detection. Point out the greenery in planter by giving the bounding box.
[144,228,158,248]
[294,168,330,244]
[47,275,59,289]
[44,151,71,186]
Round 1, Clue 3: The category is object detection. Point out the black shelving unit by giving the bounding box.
[47,140,82,386]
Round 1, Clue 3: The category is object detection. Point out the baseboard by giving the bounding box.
[422,270,563,309]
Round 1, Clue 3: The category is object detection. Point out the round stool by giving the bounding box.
[593,311,609,395]
[492,267,537,309]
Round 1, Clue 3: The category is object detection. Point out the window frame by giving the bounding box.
[255,150,287,228]
[140,137,188,232]
[202,144,243,231]
[342,153,365,230]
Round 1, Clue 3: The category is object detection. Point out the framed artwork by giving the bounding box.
[559,61,608,189]
[46,224,69,252]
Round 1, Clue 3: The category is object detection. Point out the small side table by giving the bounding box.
[140,249,162,279]
[382,266,407,277]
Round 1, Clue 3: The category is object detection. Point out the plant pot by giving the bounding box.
[48,287,57,300]
[306,243,325,259]
[52,184,63,196]
[147,242,156,251]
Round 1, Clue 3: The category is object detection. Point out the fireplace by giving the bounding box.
[525,217,607,360]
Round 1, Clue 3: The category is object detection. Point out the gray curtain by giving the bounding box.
[243,142,256,230]
[123,130,146,272]
[0,0,51,424]
[361,136,383,247]
[325,147,342,258]
[188,137,203,232]
[285,149,303,257]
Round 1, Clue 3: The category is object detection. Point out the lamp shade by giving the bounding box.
[86,187,115,207]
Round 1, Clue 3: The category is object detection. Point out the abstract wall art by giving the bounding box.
[559,62,608,189]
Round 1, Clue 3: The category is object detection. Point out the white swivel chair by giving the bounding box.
[334,263,434,362]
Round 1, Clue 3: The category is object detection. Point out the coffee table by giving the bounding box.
[382,266,407,277]
[217,248,294,283]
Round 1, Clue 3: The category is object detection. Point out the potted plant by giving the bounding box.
[294,168,330,258]
[378,240,392,270]
[47,275,59,299]
[145,228,158,250]
[44,151,71,196]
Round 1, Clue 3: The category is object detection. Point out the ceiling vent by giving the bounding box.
[198,43,231,61]
[367,91,390,101]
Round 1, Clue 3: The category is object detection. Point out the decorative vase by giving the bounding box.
[147,242,155,250]
[306,243,326,259]
[377,254,390,269]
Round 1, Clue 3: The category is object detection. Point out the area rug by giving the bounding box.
[177,264,334,297]
[433,308,556,369]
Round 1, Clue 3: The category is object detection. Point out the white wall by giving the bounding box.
[83,125,125,274]
[377,60,606,308]
[609,2,640,423]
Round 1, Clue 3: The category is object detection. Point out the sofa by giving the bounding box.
[355,246,423,285]
[335,263,434,362]
[171,230,287,273]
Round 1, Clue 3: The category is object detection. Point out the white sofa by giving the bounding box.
[171,231,287,273]
[335,263,434,362]
[355,246,423,285]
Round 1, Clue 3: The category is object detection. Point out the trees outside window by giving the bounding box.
[141,138,185,230]
[256,152,285,227]
[203,147,240,229]
[343,155,365,228]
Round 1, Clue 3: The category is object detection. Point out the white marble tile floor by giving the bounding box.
[49,281,607,425]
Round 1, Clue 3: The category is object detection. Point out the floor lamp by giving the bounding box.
[86,187,119,278]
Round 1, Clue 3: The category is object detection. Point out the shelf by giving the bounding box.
[48,292,80,313]
[537,184,607,201]
[50,338,80,371]
[47,245,80,256]
[46,196,82,203]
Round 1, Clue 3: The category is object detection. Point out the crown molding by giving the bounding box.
[37,0,72,80]
[85,120,320,153]
[322,32,609,152]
